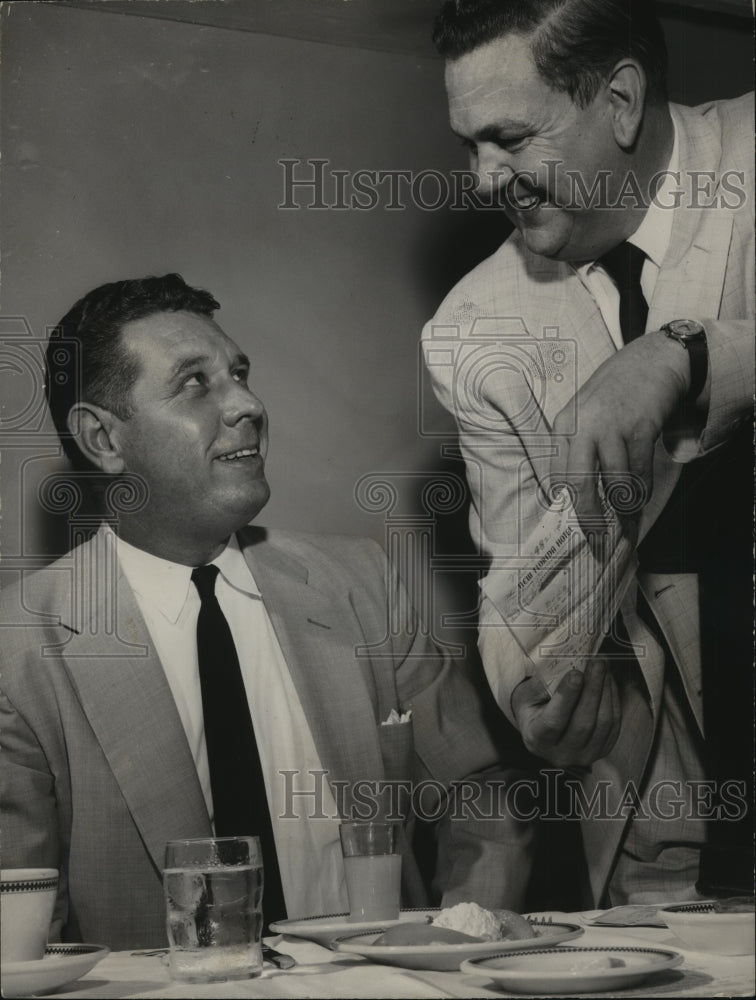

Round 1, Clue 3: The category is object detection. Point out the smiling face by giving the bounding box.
[107,310,270,562]
[446,32,635,261]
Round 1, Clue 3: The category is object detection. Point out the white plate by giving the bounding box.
[269,908,438,947]
[461,945,684,994]
[1,943,109,997]
[333,920,583,972]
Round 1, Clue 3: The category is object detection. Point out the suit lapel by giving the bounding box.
[639,105,731,539]
[240,530,385,812]
[59,536,210,874]
[648,104,733,331]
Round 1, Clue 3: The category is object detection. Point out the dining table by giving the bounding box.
[18,911,756,999]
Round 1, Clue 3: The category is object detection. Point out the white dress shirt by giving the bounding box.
[110,526,348,919]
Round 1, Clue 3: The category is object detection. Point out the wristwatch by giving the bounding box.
[661,319,708,403]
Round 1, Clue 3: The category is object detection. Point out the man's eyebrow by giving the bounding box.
[168,354,210,381]
[453,120,531,143]
[167,352,251,382]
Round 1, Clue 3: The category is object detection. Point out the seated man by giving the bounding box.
[0,274,533,951]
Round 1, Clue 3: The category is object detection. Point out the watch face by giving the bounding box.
[667,319,705,339]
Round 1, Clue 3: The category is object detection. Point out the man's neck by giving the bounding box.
[114,519,232,567]
[638,102,675,205]
[582,102,675,259]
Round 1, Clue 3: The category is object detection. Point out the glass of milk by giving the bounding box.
[339,821,402,922]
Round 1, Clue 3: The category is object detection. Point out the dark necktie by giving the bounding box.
[598,241,648,343]
[192,564,287,924]
[598,242,753,894]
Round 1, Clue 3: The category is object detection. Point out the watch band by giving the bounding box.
[684,334,708,403]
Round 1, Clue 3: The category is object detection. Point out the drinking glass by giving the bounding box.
[164,836,263,983]
[339,821,401,922]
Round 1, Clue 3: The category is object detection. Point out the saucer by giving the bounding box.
[2,943,109,997]
[460,945,683,994]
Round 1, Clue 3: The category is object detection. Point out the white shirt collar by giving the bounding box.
[213,533,262,600]
[107,525,260,625]
[627,118,679,268]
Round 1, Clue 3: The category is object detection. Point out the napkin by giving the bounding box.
[585,905,666,927]
[381,709,412,725]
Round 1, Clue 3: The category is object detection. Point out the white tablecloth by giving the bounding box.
[32,916,756,999]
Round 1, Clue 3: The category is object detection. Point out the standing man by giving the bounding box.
[1,274,533,950]
[424,0,753,906]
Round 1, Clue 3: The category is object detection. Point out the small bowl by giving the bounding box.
[661,901,755,955]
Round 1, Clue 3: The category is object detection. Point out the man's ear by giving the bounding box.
[67,402,126,474]
[606,59,647,149]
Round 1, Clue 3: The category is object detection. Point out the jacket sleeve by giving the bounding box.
[422,307,636,723]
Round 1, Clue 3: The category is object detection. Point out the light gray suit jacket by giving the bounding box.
[423,94,754,904]
[0,525,534,950]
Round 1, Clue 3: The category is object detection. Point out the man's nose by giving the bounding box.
[221,382,266,426]
[475,145,515,196]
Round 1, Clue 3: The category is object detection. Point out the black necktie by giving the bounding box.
[192,564,287,925]
[598,241,648,343]
[598,242,753,894]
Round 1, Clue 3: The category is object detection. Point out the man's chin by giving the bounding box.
[219,483,271,533]
[515,214,578,261]
[519,226,566,259]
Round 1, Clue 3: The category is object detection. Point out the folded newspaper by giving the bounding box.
[482,487,638,693]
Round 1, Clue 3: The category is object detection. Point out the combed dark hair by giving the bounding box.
[433,0,668,106]
[45,273,220,469]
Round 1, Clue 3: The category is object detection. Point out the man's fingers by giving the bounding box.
[625,433,656,513]
[531,669,584,746]
[596,436,631,514]
[560,659,607,750]
[564,440,605,540]
[511,674,551,720]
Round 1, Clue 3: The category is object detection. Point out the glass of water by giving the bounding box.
[164,836,264,983]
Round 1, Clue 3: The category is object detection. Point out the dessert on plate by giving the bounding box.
[375,901,536,946]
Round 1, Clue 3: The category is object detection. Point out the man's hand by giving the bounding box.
[511,660,621,768]
[550,330,691,539]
